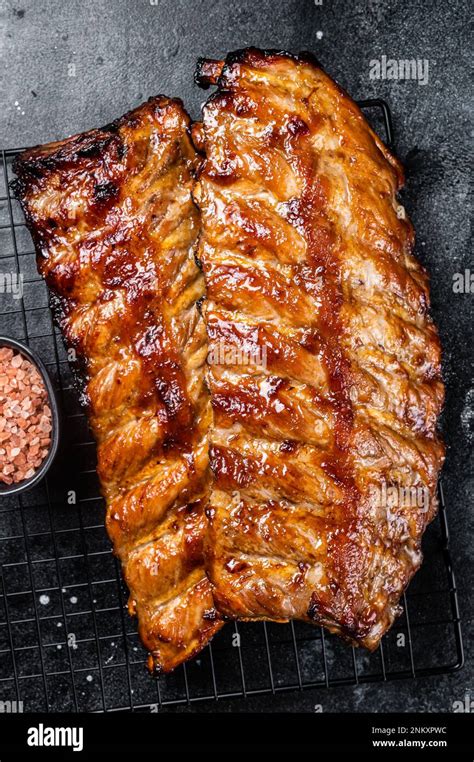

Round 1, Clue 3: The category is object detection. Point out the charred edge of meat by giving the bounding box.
[12,132,117,193]
[195,47,324,89]
[194,58,225,88]
[11,94,184,191]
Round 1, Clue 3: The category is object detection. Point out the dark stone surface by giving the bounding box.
[1,0,472,713]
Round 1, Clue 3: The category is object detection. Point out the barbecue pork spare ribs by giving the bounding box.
[193,49,445,650]
[13,97,223,672]
[12,49,445,669]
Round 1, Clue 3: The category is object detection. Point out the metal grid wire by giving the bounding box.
[0,102,464,712]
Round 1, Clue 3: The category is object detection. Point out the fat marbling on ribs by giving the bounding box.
[193,49,445,649]
[13,96,223,672]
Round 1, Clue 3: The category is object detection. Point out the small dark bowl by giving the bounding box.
[0,336,60,497]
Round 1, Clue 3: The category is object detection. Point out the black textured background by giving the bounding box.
[1,0,472,713]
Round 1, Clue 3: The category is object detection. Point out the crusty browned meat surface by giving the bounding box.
[193,49,445,649]
[13,97,222,672]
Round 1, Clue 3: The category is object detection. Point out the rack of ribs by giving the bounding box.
[193,48,445,649]
[13,97,223,672]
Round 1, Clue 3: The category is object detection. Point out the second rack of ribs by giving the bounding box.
[13,97,223,672]
[192,49,444,649]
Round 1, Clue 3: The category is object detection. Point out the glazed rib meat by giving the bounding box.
[13,97,222,672]
[193,49,445,648]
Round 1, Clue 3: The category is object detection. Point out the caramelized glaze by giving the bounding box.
[194,49,445,648]
[13,97,223,672]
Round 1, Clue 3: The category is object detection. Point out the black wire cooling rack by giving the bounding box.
[0,102,464,712]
